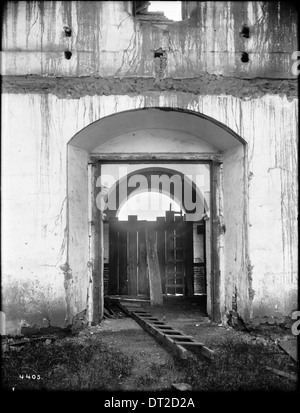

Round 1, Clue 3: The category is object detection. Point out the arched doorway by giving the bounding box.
[98,165,209,303]
[66,107,247,325]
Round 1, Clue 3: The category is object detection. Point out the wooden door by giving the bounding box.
[165,217,185,296]
[108,214,195,298]
[108,218,149,297]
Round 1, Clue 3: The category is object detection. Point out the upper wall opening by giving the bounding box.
[132,1,202,23]
[147,1,182,21]
[133,1,183,23]
[133,0,197,25]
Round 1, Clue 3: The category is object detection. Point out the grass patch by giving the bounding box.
[178,337,297,391]
[133,359,185,391]
[2,337,133,391]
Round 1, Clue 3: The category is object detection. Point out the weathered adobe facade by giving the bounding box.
[1,1,298,334]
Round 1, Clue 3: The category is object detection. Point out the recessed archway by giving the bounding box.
[66,107,248,326]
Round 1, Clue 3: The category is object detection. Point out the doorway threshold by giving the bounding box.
[106,295,150,304]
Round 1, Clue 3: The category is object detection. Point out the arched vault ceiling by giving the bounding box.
[69,108,245,152]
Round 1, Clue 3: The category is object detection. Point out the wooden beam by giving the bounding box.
[108,224,118,294]
[210,161,222,323]
[118,230,128,295]
[174,341,205,346]
[131,312,189,359]
[138,228,148,296]
[128,229,138,295]
[163,335,195,339]
[145,227,163,306]
[156,226,166,294]
[265,366,298,382]
[123,308,215,361]
[184,222,194,296]
[91,162,103,324]
[89,153,223,163]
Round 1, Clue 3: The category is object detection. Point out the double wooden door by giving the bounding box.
[108,215,194,297]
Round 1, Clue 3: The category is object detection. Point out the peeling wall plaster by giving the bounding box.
[1,1,298,332]
[222,145,249,321]
[1,92,298,331]
[1,1,298,78]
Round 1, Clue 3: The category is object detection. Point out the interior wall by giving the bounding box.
[66,145,89,324]
[222,145,249,322]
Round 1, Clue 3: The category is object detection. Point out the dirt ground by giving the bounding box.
[2,297,298,393]
[81,296,298,391]
[85,318,184,390]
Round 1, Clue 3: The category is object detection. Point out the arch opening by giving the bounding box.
[67,107,247,326]
[98,165,208,221]
[117,191,182,221]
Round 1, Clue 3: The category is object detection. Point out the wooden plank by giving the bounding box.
[128,229,138,295]
[138,227,148,296]
[129,309,214,360]
[211,161,222,322]
[175,223,185,296]
[156,227,166,294]
[155,328,186,335]
[108,224,118,294]
[173,341,205,346]
[118,230,128,295]
[131,313,188,359]
[163,335,194,339]
[184,222,194,297]
[265,366,298,382]
[91,162,103,324]
[201,346,215,359]
[145,227,163,306]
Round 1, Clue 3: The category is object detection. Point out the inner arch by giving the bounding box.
[117,191,182,221]
[101,166,208,221]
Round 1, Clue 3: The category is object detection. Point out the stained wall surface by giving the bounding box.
[2,1,297,78]
[1,1,298,332]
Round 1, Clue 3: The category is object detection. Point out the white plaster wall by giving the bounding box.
[66,145,89,323]
[2,1,297,78]
[92,129,218,154]
[243,97,298,317]
[223,145,249,320]
[2,91,298,331]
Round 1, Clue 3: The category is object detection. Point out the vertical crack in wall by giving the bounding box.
[25,2,39,47]
[116,25,140,76]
